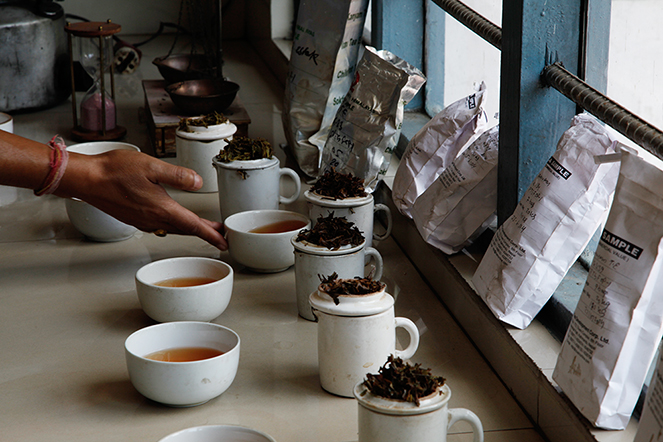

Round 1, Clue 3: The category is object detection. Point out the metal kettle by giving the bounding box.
[0,0,69,112]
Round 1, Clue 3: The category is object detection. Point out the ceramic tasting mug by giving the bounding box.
[354,382,484,442]
[176,121,237,193]
[291,238,384,321]
[305,190,393,244]
[309,286,419,398]
[212,156,301,221]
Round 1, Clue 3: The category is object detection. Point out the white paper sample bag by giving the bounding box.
[412,124,499,254]
[472,114,619,329]
[553,150,663,430]
[392,83,487,218]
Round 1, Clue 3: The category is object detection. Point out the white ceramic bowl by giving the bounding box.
[158,425,276,442]
[224,210,311,273]
[135,257,233,323]
[65,142,140,242]
[65,197,137,242]
[0,112,13,132]
[125,322,240,407]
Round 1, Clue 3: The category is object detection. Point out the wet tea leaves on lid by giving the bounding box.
[311,168,367,199]
[318,272,385,305]
[215,136,274,162]
[363,355,446,406]
[178,111,229,132]
[295,213,364,249]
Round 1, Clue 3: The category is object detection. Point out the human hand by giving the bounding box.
[57,149,228,250]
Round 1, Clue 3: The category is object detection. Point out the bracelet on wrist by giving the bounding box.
[34,135,69,196]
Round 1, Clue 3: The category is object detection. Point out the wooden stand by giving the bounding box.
[142,79,251,157]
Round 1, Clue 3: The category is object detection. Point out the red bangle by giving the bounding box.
[34,135,69,196]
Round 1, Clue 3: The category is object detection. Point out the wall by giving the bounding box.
[60,0,245,39]
[608,0,663,132]
[443,0,502,123]
[244,0,291,84]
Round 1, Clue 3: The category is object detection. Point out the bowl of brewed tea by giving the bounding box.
[224,209,311,273]
[125,321,240,407]
[135,257,233,323]
[158,425,276,442]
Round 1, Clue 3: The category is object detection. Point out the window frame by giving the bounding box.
[371,0,615,338]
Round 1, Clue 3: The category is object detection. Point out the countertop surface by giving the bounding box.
[0,37,545,442]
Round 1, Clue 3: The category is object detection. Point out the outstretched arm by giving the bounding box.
[0,131,228,250]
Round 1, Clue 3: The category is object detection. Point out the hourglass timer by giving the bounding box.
[65,20,126,141]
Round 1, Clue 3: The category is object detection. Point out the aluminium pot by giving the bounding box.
[0,3,70,112]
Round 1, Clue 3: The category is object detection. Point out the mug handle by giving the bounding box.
[373,203,392,241]
[448,408,484,442]
[393,317,419,360]
[364,247,383,281]
[278,167,302,205]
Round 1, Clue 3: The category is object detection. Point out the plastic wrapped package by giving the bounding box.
[319,47,425,192]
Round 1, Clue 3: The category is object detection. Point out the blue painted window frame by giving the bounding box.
[371,0,612,340]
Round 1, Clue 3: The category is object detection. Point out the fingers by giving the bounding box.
[154,198,228,251]
[182,217,227,251]
[89,150,228,250]
[152,160,204,192]
[149,219,228,251]
[197,220,228,251]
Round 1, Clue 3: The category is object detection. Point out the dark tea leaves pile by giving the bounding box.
[318,272,385,305]
[215,136,274,162]
[295,213,364,249]
[311,169,367,199]
[178,111,229,132]
[363,355,446,406]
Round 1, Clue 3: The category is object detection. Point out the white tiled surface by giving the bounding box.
[0,37,546,442]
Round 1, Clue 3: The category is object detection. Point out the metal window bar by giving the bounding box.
[543,63,663,159]
[431,0,502,50]
[432,0,663,161]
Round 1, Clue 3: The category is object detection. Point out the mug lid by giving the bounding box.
[291,237,365,255]
[176,122,237,141]
[212,156,278,170]
[304,190,373,207]
[309,285,392,316]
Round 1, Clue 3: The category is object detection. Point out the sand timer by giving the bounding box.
[65,20,126,141]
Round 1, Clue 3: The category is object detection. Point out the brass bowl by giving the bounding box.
[166,79,240,115]
[152,54,211,84]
